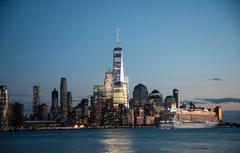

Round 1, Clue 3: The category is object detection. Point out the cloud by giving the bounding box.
[181,100,207,105]
[194,98,240,104]
[209,78,224,81]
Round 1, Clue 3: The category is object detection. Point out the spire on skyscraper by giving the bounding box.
[116,28,120,46]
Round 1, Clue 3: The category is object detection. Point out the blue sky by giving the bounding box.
[0,0,240,111]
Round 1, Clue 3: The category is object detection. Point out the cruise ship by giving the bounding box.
[157,108,221,129]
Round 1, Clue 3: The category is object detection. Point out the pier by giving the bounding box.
[218,121,240,128]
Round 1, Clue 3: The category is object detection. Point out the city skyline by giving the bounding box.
[1,0,240,111]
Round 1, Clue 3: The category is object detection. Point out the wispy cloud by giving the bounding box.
[181,100,207,105]
[208,78,224,81]
[194,98,240,104]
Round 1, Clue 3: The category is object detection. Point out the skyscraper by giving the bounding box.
[67,91,72,114]
[104,70,113,99]
[51,88,58,118]
[32,85,40,115]
[0,85,8,129]
[133,83,148,107]
[173,89,179,109]
[112,29,128,108]
[92,85,106,126]
[60,77,68,120]
[39,103,49,120]
[8,102,24,129]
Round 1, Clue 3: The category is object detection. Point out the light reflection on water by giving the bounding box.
[99,130,134,153]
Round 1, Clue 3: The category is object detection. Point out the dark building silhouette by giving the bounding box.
[67,91,73,114]
[73,99,89,126]
[132,83,148,107]
[50,88,58,119]
[173,89,179,109]
[32,85,40,116]
[60,77,68,120]
[8,102,24,128]
[39,103,48,120]
[75,99,89,119]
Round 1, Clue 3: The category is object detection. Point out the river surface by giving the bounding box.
[1,128,240,153]
[1,111,240,153]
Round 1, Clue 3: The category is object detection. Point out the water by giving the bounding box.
[223,111,240,122]
[1,128,240,153]
[1,111,240,153]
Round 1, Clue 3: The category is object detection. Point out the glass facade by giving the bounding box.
[112,31,128,108]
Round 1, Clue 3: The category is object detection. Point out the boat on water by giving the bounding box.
[157,109,220,129]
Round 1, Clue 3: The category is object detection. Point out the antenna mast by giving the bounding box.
[116,28,120,46]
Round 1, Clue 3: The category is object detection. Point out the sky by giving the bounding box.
[0,0,240,112]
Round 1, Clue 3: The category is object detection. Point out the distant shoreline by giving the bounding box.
[1,122,240,132]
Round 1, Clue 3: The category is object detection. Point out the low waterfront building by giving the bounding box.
[24,120,62,129]
[145,116,155,126]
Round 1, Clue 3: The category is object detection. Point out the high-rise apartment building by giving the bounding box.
[8,102,24,128]
[104,71,113,99]
[0,85,8,129]
[60,77,68,120]
[32,85,40,115]
[67,91,72,114]
[51,88,58,118]
[39,103,49,120]
[92,85,106,126]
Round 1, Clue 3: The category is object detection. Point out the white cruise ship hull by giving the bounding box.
[159,121,218,129]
